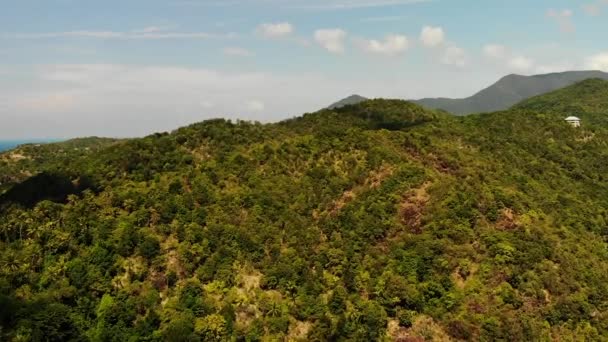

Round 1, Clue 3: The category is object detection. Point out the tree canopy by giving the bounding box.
[1,80,608,341]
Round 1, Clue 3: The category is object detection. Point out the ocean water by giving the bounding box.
[0,139,60,153]
[0,141,23,152]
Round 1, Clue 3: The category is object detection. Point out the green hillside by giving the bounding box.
[515,78,608,114]
[327,95,369,109]
[2,81,608,341]
[414,70,608,115]
[0,137,120,195]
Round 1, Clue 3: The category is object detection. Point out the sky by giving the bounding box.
[1,0,607,139]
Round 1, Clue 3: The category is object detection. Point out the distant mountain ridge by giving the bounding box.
[327,94,368,109]
[327,70,608,115]
[414,70,608,115]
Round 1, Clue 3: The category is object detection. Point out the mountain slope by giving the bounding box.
[515,78,608,114]
[413,70,608,115]
[327,94,368,109]
[0,137,120,195]
[1,88,608,341]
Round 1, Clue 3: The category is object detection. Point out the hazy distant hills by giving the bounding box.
[415,70,608,115]
[329,70,608,115]
[327,94,368,109]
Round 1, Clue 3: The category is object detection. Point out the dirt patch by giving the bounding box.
[451,263,478,290]
[406,149,456,174]
[388,319,409,341]
[496,208,519,230]
[287,321,312,341]
[399,182,432,234]
[542,289,551,304]
[326,164,395,217]
[167,250,186,278]
[389,316,454,342]
[112,256,146,289]
[8,152,28,161]
[365,164,395,188]
[161,235,178,250]
[452,271,466,290]
[184,144,211,164]
[235,305,258,330]
[149,270,167,291]
[329,190,356,216]
[576,132,595,142]
[428,153,457,174]
[403,316,454,342]
[237,271,262,292]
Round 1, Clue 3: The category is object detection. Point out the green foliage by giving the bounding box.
[2,84,608,340]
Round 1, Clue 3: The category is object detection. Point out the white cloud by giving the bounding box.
[133,32,234,39]
[1,62,489,139]
[179,0,431,9]
[356,34,409,56]
[441,46,466,67]
[255,22,294,38]
[42,64,121,83]
[223,47,254,57]
[132,26,172,33]
[286,0,432,10]
[360,15,407,22]
[16,92,78,112]
[582,0,608,16]
[0,64,339,138]
[314,29,347,54]
[420,26,444,48]
[535,61,576,74]
[508,56,535,72]
[200,101,215,109]
[6,31,123,39]
[585,52,608,71]
[482,44,539,73]
[546,9,575,33]
[483,44,507,59]
[246,100,265,112]
[583,3,602,15]
[3,30,235,40]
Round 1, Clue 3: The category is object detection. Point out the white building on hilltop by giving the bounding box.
[565,116,581,128]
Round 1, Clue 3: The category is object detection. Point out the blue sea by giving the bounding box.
[0,139,61,152]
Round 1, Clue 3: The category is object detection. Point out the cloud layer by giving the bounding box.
[3,29,235,40]
[441,46,466,67]
[547,9,575,33]
[0,63,486,139]
[223,47,255,57]
[314,29,348,53]
[255,22,294,38]
[586,53,608,70]
[356,34,409,56]
[2,4,606,139]
[420,26,444,47]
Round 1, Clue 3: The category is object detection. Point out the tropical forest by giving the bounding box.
[1,78,608,341]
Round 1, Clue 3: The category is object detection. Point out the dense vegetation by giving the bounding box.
[1,80,608,341]
[0,137,119,195]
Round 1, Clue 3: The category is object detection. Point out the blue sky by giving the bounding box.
[1,0,607,139]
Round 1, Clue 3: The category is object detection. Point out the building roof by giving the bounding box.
[565,116,581,121]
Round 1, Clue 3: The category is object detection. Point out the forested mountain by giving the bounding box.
[327,95,369,109]
[2,80,608,341]
[328,71,608,115]
[413,70,608,115]
[0,137,120,195]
